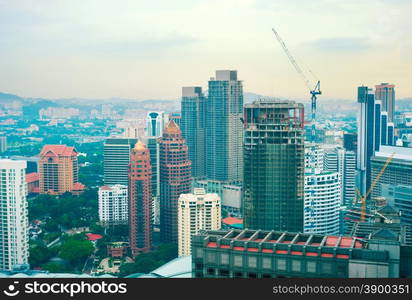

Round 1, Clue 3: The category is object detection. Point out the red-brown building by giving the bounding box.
[38,145,83,195]
[159,120,192,243]
[26,172,40,194]
[128,141,152,256]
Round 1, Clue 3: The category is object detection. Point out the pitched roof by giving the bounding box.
[26,172,39,183]
[133,141,147,151]
[163,120,181,135]
[40,145,77,157]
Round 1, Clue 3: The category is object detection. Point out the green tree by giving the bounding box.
[59,239,94,265]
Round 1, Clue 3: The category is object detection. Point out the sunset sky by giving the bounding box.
[0,0,411,100]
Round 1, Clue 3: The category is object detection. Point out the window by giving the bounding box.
[248,256,257,268]
[221,253,229,265]
[206,252,216,263]
[292,260,301,272]
[277,259,286,271]
[262,257,272,269]
[234,255,243,267]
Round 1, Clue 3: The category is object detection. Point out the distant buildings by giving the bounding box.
[243,100,305,232]
[206,70,243,182]
[128,141,153,255]
[181,87,206,178]
[103,138,137,186]
[98,185,128,226]
[371,146,412,199]
[39,145,84,195]
[0,160,29,271]
[159,120,192,243]
[39,107,80,119]
[178,188,221,257]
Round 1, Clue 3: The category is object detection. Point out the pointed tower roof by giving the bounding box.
[134,141,147,151]
[163,120,181,135]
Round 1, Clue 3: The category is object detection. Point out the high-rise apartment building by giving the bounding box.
[375,83,395,122]
[0,160,29,271]
[159,120,192,243]
[98,184,128,226]
[178,188,221,257]
[181,87,206,178]
[304,171,341,235]
[206,70,243,182]
[243,99,305,232]
[39,145,82,195]
[128,141,152,255]
[371,146,412,199]
[103,138,137,186]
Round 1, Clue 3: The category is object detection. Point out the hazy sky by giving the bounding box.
[0,0,411,100]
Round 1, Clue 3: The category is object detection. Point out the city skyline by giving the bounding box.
[0,1,411,100]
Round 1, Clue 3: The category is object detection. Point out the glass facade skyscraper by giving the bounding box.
[206,70,243,182]
[243,99,305,232]
[181,87,206,178]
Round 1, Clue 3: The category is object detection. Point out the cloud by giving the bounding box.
[303,37,373,53]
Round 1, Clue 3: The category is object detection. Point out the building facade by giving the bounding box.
[375,83,395,123]
[39,145,81,195]
[243,99,305,232]
[159,120,192,243]
[146,112,168,138]
[0,160,29,271]
[128,141,153,255]
[0,136,7,153]
[178,188,221,256]
[304,171,341,235]
[98,185,128,226]
[129,141,153,256]
[371,146,412,199]
[192,229,404,278]
[103,138,137,186]
[181,87,206,178]
[206,70,243,182]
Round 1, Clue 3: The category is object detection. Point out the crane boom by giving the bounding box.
[271,28,311,90]
[271,28,321,143]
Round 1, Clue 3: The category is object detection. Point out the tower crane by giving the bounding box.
[271,28,321,143]
[353,152,395,222]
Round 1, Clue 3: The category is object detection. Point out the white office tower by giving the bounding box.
[323,146,356,207]
[304,171,341,235]
[98,185,128,226]
[0,160,29,271]
[305,143,325,172]
[178,188,221,257]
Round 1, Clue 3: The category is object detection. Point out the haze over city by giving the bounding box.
[1,0,411,100]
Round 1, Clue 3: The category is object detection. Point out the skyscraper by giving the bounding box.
[375,83,395,122]
[0,160,29,271]
[0,136,7,153]
[243,99,305,232]
[146,112,168,137]
[39,145,82,195]
[324,146,356,207]
[159,120,192,243]
[128,141,152,255]
[181,86,206,178]
[98,185,128,226]
[357,86,377,198]
[103,138,137,186]
[178,188,221,256]
[343,133,357,152]
[206,70,243,182]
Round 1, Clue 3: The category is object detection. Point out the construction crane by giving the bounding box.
[271,28,321,143]
[354,152,395,222]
